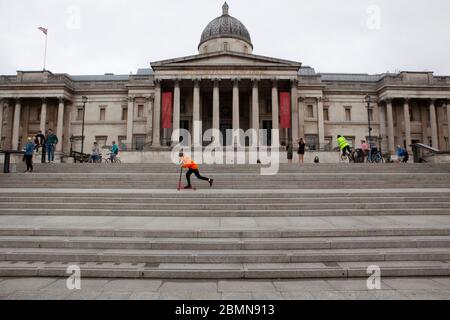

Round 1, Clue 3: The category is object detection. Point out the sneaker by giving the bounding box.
[209,179,214,188]
[184,186,193,190]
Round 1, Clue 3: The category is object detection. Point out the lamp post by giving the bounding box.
[81,96,88,154]
[365,94,372,143]
[69,135,75,157]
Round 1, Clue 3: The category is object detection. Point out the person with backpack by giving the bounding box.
[110,141,119,163]
[23,138,35,173]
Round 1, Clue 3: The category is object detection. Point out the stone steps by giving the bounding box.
[1,208,449,217]
[1,260,449,279]
[1,235,450,250]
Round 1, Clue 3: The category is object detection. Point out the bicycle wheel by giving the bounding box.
[375,153,384,164]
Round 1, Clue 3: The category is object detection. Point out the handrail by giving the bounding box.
[411,143,440,153]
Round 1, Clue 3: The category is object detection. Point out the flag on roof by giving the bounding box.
[38,27,48,35]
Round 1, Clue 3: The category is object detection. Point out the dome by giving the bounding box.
[199,2,253,50]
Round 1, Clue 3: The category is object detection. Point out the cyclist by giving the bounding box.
[368,139,378,162]
[110,141,119,163]
[337,135,351,159]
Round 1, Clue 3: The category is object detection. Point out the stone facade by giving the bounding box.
[1,3,450,156]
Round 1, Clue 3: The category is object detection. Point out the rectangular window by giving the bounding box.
[307,105,314,118]
[345,136,355,148]
[323,107,329,121]
[122,108,128,121]
[118,136,127,151]
[324,136,333,151]
[345,108,352,121]
[99,107,106,121]
[95,136,107,148]
[137,105,144,118]
[77,108,83,121]
[224,42,229,51]
[133,135,146,151]
[305,135,318,151]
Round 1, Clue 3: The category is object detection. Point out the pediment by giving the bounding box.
[151,52,301,71]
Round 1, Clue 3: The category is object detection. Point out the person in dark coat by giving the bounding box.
[297,138,306,164]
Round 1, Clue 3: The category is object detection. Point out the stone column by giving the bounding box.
[386,99,395,154]
[127,96,134,147]
[446,101,450,150]
[403,98,412,152]
[152,80,161,147]
[56,97,65,152]
[317,97,325,150]
[232,78,240,146]
[298,97,305,140]
[0,100,4,145]
[378,103,387,152]
[172,79,181,146]
[40,98,47,133]
[193,79,201,146]
[429,99,439,149]
[271,79,279,147]
[146,95,154,144]
[290,79,299,143]
[12,98,21,150]
[212,79,220,133]
[251,79,260,146]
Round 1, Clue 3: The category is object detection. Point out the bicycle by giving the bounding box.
[340,148,355,163]
[367,150,384,164]
[103,153,122,164]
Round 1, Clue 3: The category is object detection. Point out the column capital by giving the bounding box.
[403,97,411,103]
[213,78,221,84]
[252,78,259,87]
[14,97,21,104]
[232,78,240,87]
[128,96,135,103]
[58,97,65,104]
[428,98,436,105]
[271,78,278,87]
[173,78,181,86]
[316,97,323,103]
[146,94,155,102]
[154,78,162,87]
[290,78,298,87]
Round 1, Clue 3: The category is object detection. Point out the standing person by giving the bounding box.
[34,131,45,152]
[46,129,58,163]
[110,141,119,163]
[360,140,369,162]
[90,142,101,163]
[286,143,293,164]
[396,145,406,163]
[23,138,35,173]
[179,152,213,189]
[297,138,306,164]
[369,139,378,162]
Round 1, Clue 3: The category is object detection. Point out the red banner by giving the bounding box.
[161,92,173,129]
[279,92,291,129]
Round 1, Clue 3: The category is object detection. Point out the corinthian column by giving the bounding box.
[0,100,4,145]
[152,80,161,147]
[271,79,279,147]
[446,101,450,150]
[251,79,260,146]
[290,79,299,143]
[40,98,47,134]
[212,79,220,132]
[12,98,21,150]
[127,96,134,146]
[193,79,201,147]
[403,98,412,152]
[429,99,439,149]
[56,97,65,152]
[317,97,325,150]
[172,79,181,146]
[232,78,240,147]
[386,99,395,154]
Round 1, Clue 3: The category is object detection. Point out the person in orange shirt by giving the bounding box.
[179,152,214,189]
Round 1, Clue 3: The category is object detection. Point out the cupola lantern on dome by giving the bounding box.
[198,2,253,54]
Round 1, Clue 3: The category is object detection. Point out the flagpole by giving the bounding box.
[43,32,48,71]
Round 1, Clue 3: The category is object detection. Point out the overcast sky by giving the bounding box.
[1,0,449,76]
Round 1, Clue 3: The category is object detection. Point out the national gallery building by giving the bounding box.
[1,3,450,158]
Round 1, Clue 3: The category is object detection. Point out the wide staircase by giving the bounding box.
[0,163,450,279]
